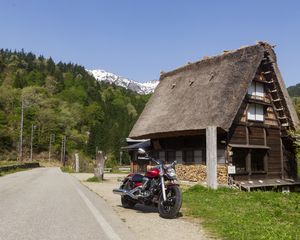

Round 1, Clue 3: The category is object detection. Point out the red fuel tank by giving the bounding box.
[145,168,160,178]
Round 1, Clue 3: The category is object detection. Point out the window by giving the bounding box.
[158,151,165,162]
[166,151,176,163]
[217,149,225,164]
[231,148,267,174]
[247,104,264,122]
[232,149,248,173]
[151,151,159,159]
[248,82,264,98]
[251,150,266,172]
[175,151,183,164]
[194,150,202,164]
[183,150,194,163]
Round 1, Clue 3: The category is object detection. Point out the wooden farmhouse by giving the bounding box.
[128,42,300,190]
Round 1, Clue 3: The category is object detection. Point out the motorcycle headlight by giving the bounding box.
[166,168,176,178]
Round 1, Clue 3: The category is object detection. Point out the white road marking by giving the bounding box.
[76,188,122,240]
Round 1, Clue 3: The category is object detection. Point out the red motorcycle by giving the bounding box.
[113,148,182,219]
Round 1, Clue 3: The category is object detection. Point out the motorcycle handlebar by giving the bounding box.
[137,156,177,167]
[137,156,160,165]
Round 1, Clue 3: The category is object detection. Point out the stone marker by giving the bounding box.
[75,153,80,173]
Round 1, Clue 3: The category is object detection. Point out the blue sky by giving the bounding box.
[0,0,300,86]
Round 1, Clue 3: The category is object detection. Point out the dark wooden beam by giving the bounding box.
[246,126,249,145]
[264,152,268,177]
[280,138,284,179]
[246,150,251,178]
[263,128,267,146]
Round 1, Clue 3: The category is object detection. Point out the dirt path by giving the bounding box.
[72,173,211,240]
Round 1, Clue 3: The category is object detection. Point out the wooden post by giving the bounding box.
[264,152,268,176]
[94,150,106,180]
[246,126,249,145]
[246,150,251,178]
[263,128,267,146]
[19,99,24,161]
[206,126,218,189]
[280,138,284,179]
[119,151,123,166]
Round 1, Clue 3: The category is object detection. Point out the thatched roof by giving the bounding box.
[130,42,299,139]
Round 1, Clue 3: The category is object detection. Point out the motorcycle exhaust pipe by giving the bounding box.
[113,188,138,199]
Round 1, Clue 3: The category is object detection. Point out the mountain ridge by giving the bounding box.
[87,69,159,95]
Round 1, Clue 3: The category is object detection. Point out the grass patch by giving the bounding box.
[109,169,129,174]
[86,176,101,182]
[0,160,21,166]
[183,185,300,240]
[60,165,74,173]
[0,167,30,177]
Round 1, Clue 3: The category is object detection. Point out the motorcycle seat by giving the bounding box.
[131,174,144,182]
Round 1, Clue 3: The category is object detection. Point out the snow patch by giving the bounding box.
[87,69,159,95]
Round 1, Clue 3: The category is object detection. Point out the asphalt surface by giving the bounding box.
[0,167,136,240]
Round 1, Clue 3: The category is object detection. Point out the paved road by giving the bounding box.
[0,167,136,240]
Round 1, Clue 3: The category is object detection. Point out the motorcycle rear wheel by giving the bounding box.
[158,185,182,219]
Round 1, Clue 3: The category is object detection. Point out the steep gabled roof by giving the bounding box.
[130,42,299,139]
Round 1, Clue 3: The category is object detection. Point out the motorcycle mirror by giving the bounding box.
[138,148,146,155]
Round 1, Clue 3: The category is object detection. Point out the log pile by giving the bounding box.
[217,165,228,184]
[175,164,228,184]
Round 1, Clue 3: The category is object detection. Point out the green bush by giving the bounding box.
[86,176,101,182]
[60,165,74,173]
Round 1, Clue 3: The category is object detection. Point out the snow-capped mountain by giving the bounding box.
[87,69,159,95]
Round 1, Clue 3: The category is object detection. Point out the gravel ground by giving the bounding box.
[72,173,212,240]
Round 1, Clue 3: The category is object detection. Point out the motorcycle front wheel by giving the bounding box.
[121,196,136,209]
[121,182,137,209]
[158,185,182,219]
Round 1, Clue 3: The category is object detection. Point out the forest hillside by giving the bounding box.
[288,84,300,120]
[0,49,150,167]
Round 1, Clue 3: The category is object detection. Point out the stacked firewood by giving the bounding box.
[217,165,228,184]
[175,164,228,184]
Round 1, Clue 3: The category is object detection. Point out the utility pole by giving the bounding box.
[19,99,24,161]
[60,135,67,165]
[60,136,64,163]
[30,124,36,161]
[62,136,66,166]
[60,136,67,166]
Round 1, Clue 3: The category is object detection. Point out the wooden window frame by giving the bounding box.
[247,104,264,122]
[248,81,265,99]
[232,148,268,175]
